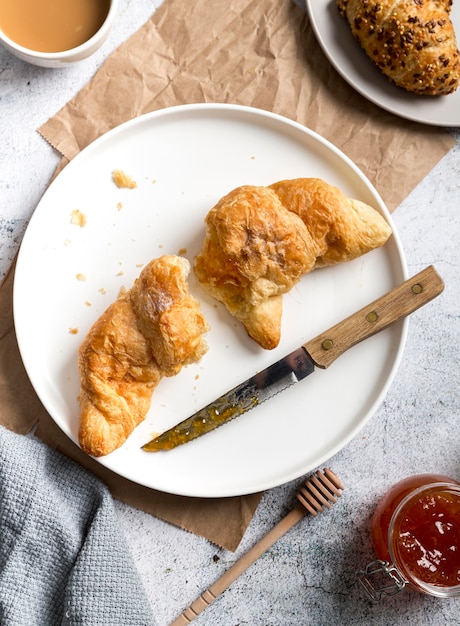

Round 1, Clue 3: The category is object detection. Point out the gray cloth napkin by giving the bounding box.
[0,426,156,625]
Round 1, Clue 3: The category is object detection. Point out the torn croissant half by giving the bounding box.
[78,255,209,457]
[194,178,392,350]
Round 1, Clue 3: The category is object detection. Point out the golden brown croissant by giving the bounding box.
[337,0,460,95]
[194,185,318,350]
[194,179,391,350]
[269,178,392,268]
[78,255,209,457]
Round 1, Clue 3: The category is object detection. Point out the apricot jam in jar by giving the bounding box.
[358,474,460,600]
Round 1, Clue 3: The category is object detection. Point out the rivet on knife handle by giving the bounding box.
[304,265,444,369]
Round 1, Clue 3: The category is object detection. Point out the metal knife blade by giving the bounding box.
[142,265,444,453]
[143,347,315,451]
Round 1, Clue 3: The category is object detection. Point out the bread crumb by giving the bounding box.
[112,170,137,189]
[117,202,123,210]
[76,273,86,281]
[178,247,187,255]
[84,301,92,307]
[99,287,107,295]
[70,209,87,227]
[69,327,79,335]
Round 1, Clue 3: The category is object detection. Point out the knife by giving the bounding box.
[142,265,444,452]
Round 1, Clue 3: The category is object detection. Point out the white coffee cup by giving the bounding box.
[0,0,118,68]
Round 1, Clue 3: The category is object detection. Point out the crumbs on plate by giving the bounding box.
[112,169,137,189]
[70,209,87,227]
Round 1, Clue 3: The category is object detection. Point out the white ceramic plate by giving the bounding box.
[14,104,407,497]
[306,0,460,127]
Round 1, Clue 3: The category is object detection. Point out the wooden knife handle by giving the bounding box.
[303,265,444,369]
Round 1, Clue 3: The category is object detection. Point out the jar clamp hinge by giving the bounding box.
[356,560,407,602]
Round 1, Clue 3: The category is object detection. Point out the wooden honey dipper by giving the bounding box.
[170,468,344,625]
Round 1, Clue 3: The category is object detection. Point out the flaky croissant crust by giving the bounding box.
[194,185,317,350]
[194,178,392,350]
[78,255,208,457]
[337,0,460,95]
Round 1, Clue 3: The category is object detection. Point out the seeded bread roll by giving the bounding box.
[337,0,460,95]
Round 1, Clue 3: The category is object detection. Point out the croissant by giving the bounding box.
[194,179,392,350]
[269,178,392,268]
[337,0,460,95]
[194,185,318,350]
[78,255,209,457]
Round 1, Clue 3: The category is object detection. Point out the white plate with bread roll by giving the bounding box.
[306,0,460,127]
[14,104,407,497]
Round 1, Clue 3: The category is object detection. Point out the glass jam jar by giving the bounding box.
[357,474,460,601]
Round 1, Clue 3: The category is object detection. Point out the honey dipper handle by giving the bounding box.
[169,505,306,626]
[304,265,444,369]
